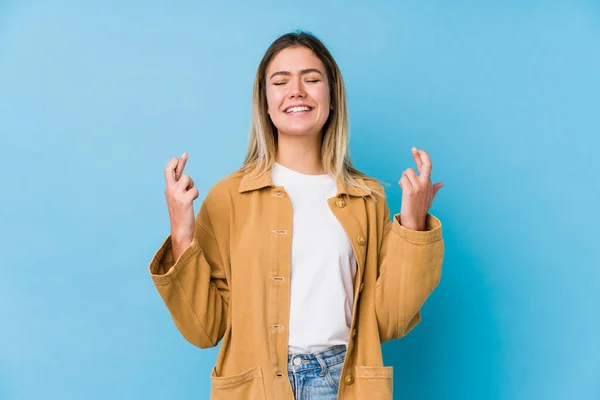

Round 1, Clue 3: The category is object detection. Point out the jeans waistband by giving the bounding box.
[288,345,346,372]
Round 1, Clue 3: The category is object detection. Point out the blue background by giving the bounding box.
[1,1,599,399]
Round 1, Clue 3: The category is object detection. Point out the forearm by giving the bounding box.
[148,235,229,348]
[375,213,444,341]
[171,234,193,264]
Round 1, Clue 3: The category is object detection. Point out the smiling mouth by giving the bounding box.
[284,106,314,114]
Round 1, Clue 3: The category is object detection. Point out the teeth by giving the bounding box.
[286,106,311,113]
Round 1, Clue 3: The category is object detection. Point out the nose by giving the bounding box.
[288,77,306,99]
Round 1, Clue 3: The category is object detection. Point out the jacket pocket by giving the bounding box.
[354,366,393,399]
[210,365,266,400]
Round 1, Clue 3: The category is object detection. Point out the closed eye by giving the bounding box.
[273,79,320,86]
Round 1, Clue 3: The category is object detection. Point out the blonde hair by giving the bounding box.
[240,30,383,198]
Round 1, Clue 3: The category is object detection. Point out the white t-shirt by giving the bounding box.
[270,162,357,354]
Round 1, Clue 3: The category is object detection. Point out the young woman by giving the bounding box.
[149,31,444,400]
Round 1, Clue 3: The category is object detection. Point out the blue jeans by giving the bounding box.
[287,344,347,400]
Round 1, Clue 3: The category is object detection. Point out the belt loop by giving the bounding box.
[316,353,328,377]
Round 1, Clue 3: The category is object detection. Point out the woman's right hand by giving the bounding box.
[164,152,199,258]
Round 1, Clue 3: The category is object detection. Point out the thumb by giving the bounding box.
[433,182,444,197]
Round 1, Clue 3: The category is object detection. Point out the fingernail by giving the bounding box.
[411,147,417,152]
[182,152,187,158]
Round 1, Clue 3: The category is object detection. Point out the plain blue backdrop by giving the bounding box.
[1,1,599,399]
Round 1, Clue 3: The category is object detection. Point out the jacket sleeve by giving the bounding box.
[148,200,229,349]
[375,199,444,343]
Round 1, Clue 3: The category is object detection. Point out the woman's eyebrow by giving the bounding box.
[269,68,323,80]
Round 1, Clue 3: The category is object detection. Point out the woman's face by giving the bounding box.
[265,46,331,139]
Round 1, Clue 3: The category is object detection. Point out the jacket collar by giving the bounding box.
[238,165,371,197]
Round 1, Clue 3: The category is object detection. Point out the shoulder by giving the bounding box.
[201,169,248,213]
[363,177,386,194]
[194,169,245,231]
[346,165,387,199]
[356,176,394,231]
[353,173,389,202]
[205,170,246,200]
[352,174,392,225]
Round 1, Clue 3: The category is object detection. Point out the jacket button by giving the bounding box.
[344,375,354,385]
[357,235,366,245]
[359,283,365,292]
[351,329,357,338]
[335,198,346,208]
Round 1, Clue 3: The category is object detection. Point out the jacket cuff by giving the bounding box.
[391,213,442,244]
[148,235,199,284]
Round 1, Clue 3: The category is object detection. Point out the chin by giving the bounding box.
[277,122,327,137]
[278,127,323,137]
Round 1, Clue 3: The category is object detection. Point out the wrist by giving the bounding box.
[171,231,193,247]
[398,214,426,231]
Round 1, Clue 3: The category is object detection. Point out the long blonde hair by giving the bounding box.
[240,30,382,198]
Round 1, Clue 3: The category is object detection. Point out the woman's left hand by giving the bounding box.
[398,147,444,231]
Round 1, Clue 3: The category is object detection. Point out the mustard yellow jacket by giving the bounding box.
[148,166,444,400]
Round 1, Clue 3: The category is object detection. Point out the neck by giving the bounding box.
[275,131,324,175]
